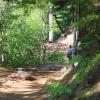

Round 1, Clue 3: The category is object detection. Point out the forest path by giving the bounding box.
[0,64,67,100]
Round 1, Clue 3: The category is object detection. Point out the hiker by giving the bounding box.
[66,45,75,61]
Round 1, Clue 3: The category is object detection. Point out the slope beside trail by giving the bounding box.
[0,64,68,100]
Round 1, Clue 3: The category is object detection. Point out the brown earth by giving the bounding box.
[0,64,67,100]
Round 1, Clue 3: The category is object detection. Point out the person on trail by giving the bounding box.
[66,45,75,61]
[66,45,76,69]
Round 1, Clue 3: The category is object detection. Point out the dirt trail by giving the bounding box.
[0,64,66,100]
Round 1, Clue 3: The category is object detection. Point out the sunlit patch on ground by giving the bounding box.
[84,82,100,97]
[0,64,66,100]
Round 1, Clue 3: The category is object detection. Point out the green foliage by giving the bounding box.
[68,55,82,65]
[73,14,100,28]
[0,1,46,67]
[45,53,100,98]
[45,79,72,96]
[45,0,100,99]
[72,53,100,86]
[0,1,100,100]
[47,52,66,63]
[52,17,61,41]
[53,32,61,41]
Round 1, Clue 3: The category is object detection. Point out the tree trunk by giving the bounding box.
[49,10,53,42]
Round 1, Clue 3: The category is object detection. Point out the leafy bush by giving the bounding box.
[45,53,100,98]
[47,52,66,63]
[68,55,82,65]
[45,79,72,96]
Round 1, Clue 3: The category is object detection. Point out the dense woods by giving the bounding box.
[0,0,100,100]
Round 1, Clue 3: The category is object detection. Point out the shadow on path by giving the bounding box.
[0,64,66,100]
[60,68,75,85]
[0,88,48,100]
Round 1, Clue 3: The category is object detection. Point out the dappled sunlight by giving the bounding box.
[60,68,76,85]
[80,91,100,100]
[0,0,100,100]
[58,33,74,46]
[0,88,48,100]
[0,64,65,100]
[84,82,100,97]
[68,74,77,84]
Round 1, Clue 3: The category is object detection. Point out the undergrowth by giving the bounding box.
[45,53,100,99]
[46,52,66,64]
[45,79,72,95]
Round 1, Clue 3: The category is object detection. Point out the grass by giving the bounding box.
[46,52,67,64]
[45,79,72,95]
